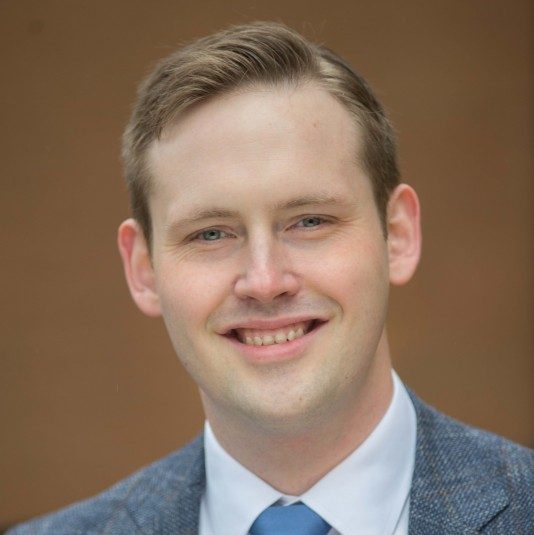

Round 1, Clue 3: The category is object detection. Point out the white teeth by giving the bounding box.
[262,335,275,346]
[236,321,314,346]
[274,332,287,344]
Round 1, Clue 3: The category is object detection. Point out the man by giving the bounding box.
[9,21,532,535]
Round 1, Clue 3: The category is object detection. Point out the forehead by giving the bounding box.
[147,83,366,217]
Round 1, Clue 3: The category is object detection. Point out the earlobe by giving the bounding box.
[117,219,162,317]
[387,184,422,286]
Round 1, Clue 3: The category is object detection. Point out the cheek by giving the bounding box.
[304,239,389,303]
[155,261,232,328]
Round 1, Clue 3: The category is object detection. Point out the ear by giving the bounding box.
[117,218,161,317]
[387,184,422,286]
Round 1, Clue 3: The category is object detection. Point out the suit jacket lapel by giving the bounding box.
[408,392,509,534]
[100,395,515,534]
[117,435,206,535]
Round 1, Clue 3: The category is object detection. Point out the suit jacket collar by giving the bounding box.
[407,391,509,534]
[119,435,205,535]
[114,394,512,534]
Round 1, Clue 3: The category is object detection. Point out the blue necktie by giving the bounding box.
[249,503,331,535]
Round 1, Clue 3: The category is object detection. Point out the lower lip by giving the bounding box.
[223,322,326,364]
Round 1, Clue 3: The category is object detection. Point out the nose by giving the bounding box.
[234,237,300,303]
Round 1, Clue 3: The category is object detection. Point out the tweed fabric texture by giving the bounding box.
[7,436,205,535]
[408,393,533,534]
[7,393,533,534]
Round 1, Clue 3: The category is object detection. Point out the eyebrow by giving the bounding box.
[168,193,351,229]
[274,193,349,210]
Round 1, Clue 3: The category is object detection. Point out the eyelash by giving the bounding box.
[190,216,330,243]
[292,216,328,229]
[193,228,234,242]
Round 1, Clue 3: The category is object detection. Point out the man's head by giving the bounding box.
[122,21,399,247]
[118,22,421,436]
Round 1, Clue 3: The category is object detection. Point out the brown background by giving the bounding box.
[1,0,532,529]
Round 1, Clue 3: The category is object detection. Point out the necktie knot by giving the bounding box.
[250,502,331,535]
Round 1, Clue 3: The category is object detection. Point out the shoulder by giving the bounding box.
[409,392,533,533]
[7,435,205,535]
[411,391,533,479]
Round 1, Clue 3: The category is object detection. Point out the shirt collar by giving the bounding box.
[201,370,416,535]
[299,370,416,534]
[202,421,280,535]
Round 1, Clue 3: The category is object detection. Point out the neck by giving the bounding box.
[202,338,393,496]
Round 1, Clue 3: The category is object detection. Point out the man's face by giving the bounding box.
[145,84,391,430]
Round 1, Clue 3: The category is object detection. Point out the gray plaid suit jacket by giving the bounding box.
[8,392,534,534]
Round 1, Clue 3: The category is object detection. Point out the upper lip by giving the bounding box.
[217,315,328,335]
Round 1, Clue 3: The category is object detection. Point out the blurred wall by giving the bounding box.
[1,0,532,529]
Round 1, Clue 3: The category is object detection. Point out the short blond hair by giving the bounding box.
[122,21,399,245]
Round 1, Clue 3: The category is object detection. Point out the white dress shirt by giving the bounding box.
[199,370,417,535]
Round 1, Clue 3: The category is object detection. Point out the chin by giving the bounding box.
[233,385,338,435]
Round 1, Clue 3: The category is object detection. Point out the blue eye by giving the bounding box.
[298,217,323,228]
[198,229,227,241]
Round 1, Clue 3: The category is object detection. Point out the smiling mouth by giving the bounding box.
[225,320,324,346]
